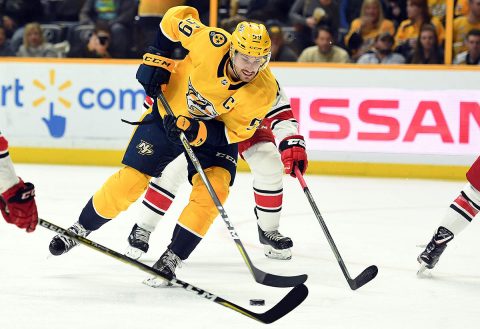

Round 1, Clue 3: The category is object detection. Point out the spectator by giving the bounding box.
[383,0,407,28]
[16,23,57,58]
[1,0,44,52]
[344,0,395,61]
[357,31,406,63]
[289,0,340,51]
[267,21,299,62]
[408,23,443,63]
[454,28,480,64]
[0,26,14,56]
[79,0,136,58]
[395,0,445,58]
[453,0,480,57]
[298,25,350,62]
[68,22,111,58]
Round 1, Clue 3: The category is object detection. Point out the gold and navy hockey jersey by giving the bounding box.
[157,6,278,144]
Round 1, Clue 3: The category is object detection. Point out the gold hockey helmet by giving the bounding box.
[230,22,271,70]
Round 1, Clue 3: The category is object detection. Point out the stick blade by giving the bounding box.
[348,265,378,290]
[253,267,308,287]
[255,284,309,324]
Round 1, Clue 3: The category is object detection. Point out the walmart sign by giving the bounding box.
[0,61,145,149]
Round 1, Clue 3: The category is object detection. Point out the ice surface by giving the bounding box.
[1,164,478,329]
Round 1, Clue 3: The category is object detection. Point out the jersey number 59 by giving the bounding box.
[179,18,201,37]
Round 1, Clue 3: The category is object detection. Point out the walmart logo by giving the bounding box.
[32,69,72,138]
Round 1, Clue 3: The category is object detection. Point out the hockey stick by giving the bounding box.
[157,92,307,288]
[39,218,308,323]
[294,167,378,290]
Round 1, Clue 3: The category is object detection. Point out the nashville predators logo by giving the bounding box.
[209,31,227,47]
[136,140,154,155]
[186,79,218,119]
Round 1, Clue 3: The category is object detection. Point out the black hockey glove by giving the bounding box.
[136,46,175,98]
[163,115,207,147]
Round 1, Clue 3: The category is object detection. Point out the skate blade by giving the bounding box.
[125,246,145,260]
[416,262,432,278]
[264,245,292,260]
[143,276,173,288]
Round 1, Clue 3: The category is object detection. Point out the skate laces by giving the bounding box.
[133,225,151,243]
[161,250,182,272]
[58,222,90,249]
[264,230,285,242]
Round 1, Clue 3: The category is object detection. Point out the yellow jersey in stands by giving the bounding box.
[453,16,480,56]
[158,6,277,144]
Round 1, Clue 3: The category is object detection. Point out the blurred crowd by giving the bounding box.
[0,0,479,65]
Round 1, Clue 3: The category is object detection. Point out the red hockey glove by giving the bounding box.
[163,115,207,147]
[278,135,308,177]
[0,179,38,232]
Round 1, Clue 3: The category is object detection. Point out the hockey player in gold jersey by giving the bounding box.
[48,6,308,282]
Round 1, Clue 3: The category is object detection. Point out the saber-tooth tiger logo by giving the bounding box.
[137,140,154,155]
[186,79,218,120]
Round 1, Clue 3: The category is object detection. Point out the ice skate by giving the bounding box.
[49,221,91,256]
[125,224,151,260]
[417,226,454,276]
[143,249,182,288]
[258,225,293,260]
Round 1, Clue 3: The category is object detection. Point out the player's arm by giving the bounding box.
[158,6,206,50]
[136,6,205,98]
[0,133,38,232]
[265,84,308,177]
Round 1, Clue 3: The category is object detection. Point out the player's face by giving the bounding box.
[232,53,264,82]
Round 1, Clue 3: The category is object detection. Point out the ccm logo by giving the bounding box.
[287,139,306,148]
[144,56,172,67]
[21,189,35,200]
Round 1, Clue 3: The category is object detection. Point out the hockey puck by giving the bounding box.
[249,299,265,306]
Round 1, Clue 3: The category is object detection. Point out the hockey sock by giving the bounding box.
[139,181,176,232]
[137,154,187,232]
[254,187,283,231]
[439,183,480,236]
[79,197,110,231]
[243,142,284,232]
[168,224,202,260]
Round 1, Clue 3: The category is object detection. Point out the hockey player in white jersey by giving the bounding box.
[126,86,307,261]
[0,132,38,232]
[417,156,480,274]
